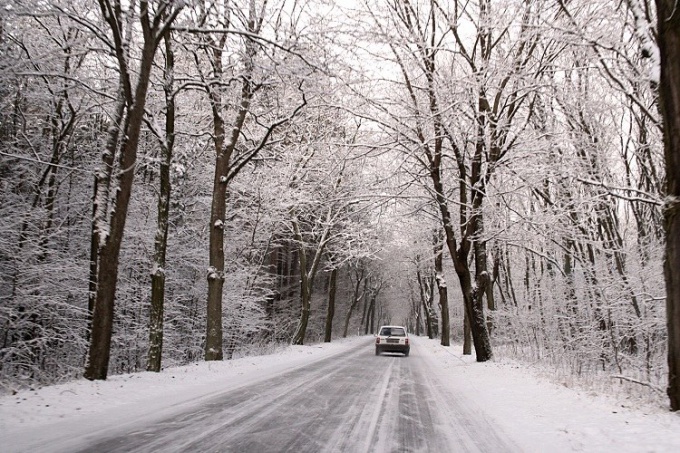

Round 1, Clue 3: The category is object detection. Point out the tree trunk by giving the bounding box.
[343,268,364,337]
[88,95,125,342]
[430,152,493,361]
[148,29,175,373]
[205,144,228,360]
[475,230,496,335]
[363,295,372,335]
[85,3,173,379]
[361,277,370,332]
[463,309,472,355]
[434,230,450,346]
[343,298,358,338]
[204,3,261,360]
[87,181,97,344]
[656,0,680,411]
[291,207,332,345]
[324,267,338,342]
[416,267,434,338]
[369,295,376,334]
[437,278,450,347]
[292,272,312,345]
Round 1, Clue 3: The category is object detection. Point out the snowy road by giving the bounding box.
[75,337,515,452]
[5,336,680,452]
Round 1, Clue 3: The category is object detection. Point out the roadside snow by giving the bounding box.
[2,336,680,452]
[1,340,358,452]
[417,338,680,452]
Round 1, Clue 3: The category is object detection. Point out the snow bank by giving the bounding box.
[416,338,680,452]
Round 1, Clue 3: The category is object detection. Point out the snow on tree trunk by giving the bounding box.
[148,26,175,373]
[85,1,182,380]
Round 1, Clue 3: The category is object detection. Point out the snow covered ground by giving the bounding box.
[1,336,679,452]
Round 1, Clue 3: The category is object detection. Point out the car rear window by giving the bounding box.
[380,327,406,336]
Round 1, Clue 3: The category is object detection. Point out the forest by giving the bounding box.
[1,0,679,410]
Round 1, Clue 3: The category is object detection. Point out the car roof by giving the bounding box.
[378,325,408,332]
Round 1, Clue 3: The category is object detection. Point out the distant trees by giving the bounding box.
[0,1,94,384]
[486,0,667,402]
[282,125,382,345]
[358,0,562,361]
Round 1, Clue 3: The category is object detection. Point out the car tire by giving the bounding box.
[404,350,410,357]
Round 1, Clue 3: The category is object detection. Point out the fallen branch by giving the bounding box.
[610,375,665,394]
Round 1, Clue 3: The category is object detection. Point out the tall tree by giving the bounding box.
[85,0,183,380]
[190,0,307,360]
[290,208,334,345]
[324,260,338,342]
[368,0,497,360]
[146,20,176,373]
[655,0,680,411]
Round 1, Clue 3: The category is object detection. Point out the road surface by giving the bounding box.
[76,337,516,452]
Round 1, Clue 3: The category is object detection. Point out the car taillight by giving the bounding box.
[376,337,380,344]
[405,338,409,345]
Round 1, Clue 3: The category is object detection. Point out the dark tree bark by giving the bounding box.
[88,93,125,341]
[85,0,182,380]
[291,219,311,345]
[427,144,493,360]
[343,267,365,337]
[369,294,376,334]
[148,26,175,373]
[655,0,680,411]
[463,310,472,355]
[204,60,250,360]
[364,295,374,335]
[291,211,331,345]
[324,267,338,342]
[409,280,422,336]
[200,3,261,361]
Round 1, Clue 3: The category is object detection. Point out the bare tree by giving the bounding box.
[415,256,436,340]
[187,0,307,360]
[145,18,177,373]
[85,0,183,381]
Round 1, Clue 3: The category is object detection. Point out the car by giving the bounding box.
[375,325,410,356]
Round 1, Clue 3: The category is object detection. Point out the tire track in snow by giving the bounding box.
[360,358,394,453]
[76,337,518,453]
